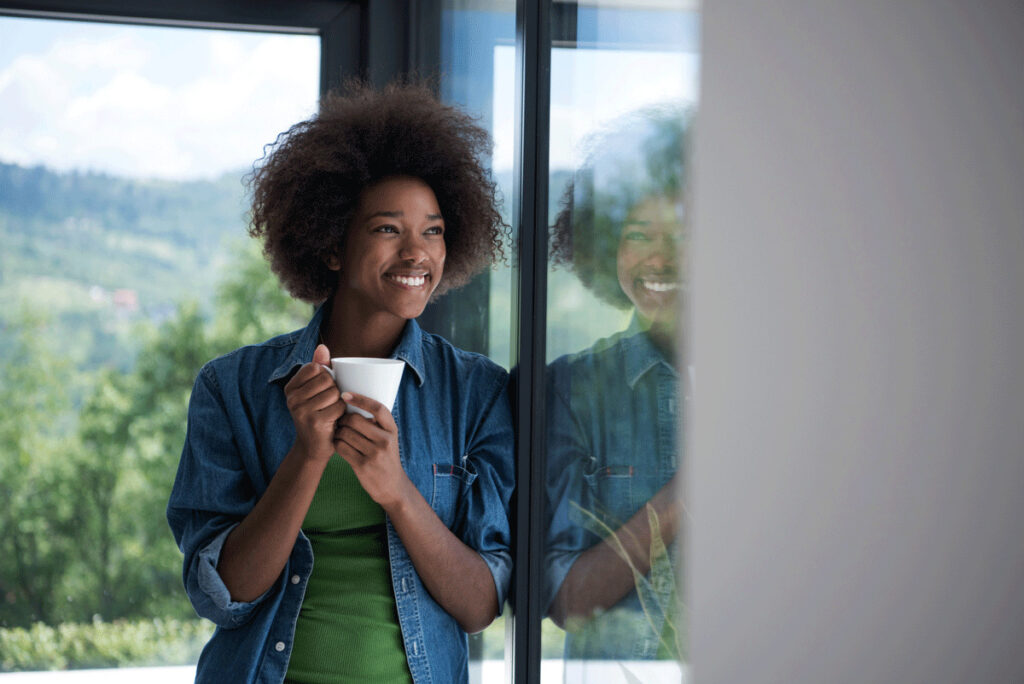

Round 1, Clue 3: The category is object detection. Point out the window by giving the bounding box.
[0,12,319,671]
[0,1,695,680]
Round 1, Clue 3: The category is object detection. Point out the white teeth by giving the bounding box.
[642,280,678,293]
[390,275,426,287]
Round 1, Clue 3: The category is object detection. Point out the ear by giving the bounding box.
[326,253,341,271]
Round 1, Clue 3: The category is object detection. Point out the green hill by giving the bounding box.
[0,161,253,370]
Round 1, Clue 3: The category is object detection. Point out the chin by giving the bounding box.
[391,304,429,320]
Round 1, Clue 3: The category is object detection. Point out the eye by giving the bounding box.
[374,224,399,234]
[623,229,650,242]
[425,225,444,236]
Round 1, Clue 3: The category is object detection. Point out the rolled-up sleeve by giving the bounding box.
[455,369,515,613]
[542,372,593,614]
[166,366,270,628]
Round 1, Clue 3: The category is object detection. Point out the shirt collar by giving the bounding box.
[622,313,678,389]
[268,303,327,384]
[267,302,427,387]
[392,318,426,387]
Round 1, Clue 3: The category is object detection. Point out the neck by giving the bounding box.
[638,313,682,365]
[322,296,406,358]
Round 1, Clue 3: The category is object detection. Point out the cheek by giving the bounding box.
[617,244,637,282]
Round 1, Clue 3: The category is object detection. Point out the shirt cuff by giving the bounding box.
[479,549,512,615]
[195,524,271,619]
[543,549,582,614]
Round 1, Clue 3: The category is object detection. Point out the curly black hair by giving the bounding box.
[551,104,690,309]
[248,80,507,304]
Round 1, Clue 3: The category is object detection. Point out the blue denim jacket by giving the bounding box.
[544,316,685,659]
[166,304,514,683]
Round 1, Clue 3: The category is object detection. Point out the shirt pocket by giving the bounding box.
[575,464,636,534]
[430,460,478,528]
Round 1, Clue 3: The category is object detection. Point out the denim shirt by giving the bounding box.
[544,316,686,659]
[166,305,514,684]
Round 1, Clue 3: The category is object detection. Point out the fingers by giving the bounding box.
[334,424,376,460]
[313,343,330,366]
[285,368,336,408]
[334,412,388,447]
[333,407,395,458]
[340,392,396,430]
[285,357,335,399]
[305,385,346,414]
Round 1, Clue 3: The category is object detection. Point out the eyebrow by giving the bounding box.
[366,210,444,221]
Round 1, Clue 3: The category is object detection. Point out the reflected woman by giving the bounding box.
[167,82,513,684]
[544,105,691,661]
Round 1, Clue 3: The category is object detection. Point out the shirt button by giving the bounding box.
[275,641,286,652]
[291,574,301,584]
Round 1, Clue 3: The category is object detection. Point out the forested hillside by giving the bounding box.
[0,160,309,653]
[0,161,252,369]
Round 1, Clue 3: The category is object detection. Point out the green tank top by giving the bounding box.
[285,456,412,684]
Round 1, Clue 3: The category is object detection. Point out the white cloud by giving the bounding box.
[491,45,698,173]
[49,34,150,72]
[0,25,319,180]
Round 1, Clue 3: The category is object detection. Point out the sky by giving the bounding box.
[493,46,699,173]
[0,14,698,180]
[0,16,320,181]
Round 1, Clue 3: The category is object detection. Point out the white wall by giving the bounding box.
[690,2,1024,682]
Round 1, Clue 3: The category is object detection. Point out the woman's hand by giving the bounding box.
[333,393,413,511]
[284,344,346,463]
[218,344,344,602]
[336,392,499,632]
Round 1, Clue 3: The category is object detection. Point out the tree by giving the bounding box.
[208,237,311,351]
[0,238,309,628]
[62,238,307,622]
[0,309,78,627]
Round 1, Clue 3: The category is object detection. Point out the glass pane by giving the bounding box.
[541,2,698,682]
[439,2,516,680]
[0,16,318,674]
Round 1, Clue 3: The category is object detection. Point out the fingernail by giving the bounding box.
[341,392,353,400]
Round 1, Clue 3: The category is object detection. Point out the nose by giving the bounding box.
[399,234,429,264]
[644,233,678,269]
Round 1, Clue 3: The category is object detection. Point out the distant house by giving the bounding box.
[112,289,139,314]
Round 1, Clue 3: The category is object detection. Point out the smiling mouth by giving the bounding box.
[638,279,679,293]
[385,273,429,288]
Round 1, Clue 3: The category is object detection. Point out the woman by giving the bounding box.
[166,82,514,684]
[544,104,690,661]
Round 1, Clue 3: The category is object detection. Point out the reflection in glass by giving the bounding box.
[544,105,691,677]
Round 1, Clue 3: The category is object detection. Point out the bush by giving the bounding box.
[0,616,214,672]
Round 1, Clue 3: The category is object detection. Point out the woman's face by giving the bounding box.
[616,194,683,326]
[330,175,446,322]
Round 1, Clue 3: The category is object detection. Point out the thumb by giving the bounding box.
[313,343,330,367]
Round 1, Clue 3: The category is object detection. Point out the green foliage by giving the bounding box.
[0,617,214,672]
[0,160,251,371]
[569,500,686,662]
[209,237,311,351]
[0,308,80,627]
[472,615,566,661]
[1,230,307,630]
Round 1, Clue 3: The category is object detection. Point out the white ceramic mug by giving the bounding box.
[324,357,405,419]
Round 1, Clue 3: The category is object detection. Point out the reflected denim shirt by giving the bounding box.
[166,304,514,684]
[544,316,685,659]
